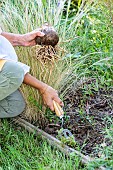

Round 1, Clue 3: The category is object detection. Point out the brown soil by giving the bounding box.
[22,79,113,156]
[41,79,113,156]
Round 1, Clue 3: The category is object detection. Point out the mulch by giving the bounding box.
[42,79,113,156]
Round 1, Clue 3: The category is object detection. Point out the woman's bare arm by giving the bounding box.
[23,73,63,111]
[1,30,44,46]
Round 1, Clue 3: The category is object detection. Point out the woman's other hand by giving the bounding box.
[41,85,64,111]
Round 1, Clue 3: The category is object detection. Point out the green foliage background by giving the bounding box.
[0,0,113,169]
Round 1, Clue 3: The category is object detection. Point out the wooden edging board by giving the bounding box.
[13,117,105,170]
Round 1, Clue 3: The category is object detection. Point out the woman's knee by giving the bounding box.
[0,61,25,100]
[6,90,26,117]
[0,90,26,118]
[3,61,25,86]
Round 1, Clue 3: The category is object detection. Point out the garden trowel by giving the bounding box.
[53,100,74,139]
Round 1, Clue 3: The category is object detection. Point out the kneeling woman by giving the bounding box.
[0,27,63,118]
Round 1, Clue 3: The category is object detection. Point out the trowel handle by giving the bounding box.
[53,100,64,119]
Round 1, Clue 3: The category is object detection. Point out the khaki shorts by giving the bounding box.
[0,61,26,118]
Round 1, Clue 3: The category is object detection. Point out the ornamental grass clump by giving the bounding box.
[0,0,98,121]
[26,24,64,121]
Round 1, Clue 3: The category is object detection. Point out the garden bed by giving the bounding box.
[18,79,113,159]
[32,79,113,157]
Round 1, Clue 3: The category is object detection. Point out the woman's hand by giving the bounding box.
[41,85,64,111]
[22,29,45,46]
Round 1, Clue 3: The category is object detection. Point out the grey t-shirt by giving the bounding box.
[0,35,30,74]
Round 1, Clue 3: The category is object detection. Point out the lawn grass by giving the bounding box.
[0,119,84,170]
[1,117,113,170]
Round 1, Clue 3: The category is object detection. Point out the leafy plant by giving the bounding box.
[57,128,78,148]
